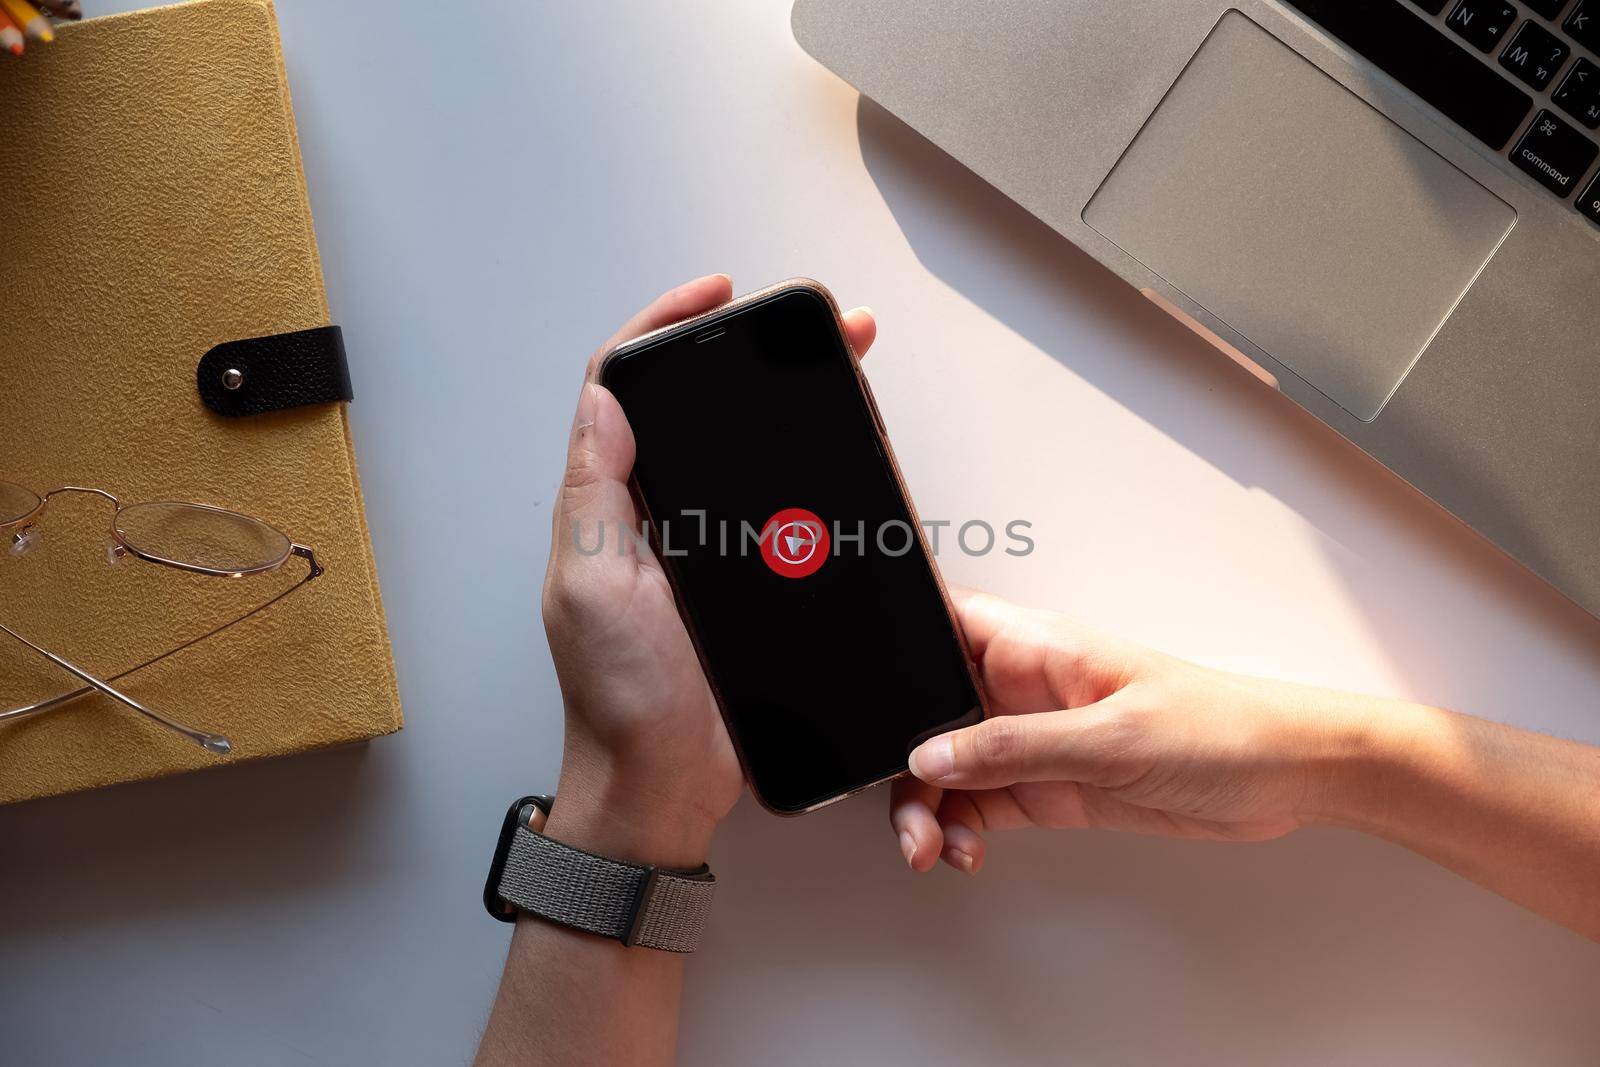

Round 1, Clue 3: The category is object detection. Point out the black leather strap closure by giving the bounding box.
[197,325,353,417]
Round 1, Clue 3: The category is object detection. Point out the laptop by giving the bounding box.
[793,0,1600,618]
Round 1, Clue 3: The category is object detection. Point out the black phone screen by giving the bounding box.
[601,285,982,813]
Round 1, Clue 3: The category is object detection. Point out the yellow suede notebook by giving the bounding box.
[0,0,402,804]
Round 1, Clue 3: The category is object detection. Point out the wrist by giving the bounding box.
[1307,694,1447,835]
[545,752,720,870]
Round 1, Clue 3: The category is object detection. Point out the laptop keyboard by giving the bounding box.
[1283,0,1600,225]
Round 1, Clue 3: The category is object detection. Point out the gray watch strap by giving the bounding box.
[495,825,716,953]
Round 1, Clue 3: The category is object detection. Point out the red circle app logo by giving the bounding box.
[759,507,829,579]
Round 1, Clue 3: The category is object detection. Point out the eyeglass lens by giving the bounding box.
[114,502,292,573]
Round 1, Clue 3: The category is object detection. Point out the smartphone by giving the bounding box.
[598,280,986,814]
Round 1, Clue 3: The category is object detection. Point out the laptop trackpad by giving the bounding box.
[1083,11,1514,422]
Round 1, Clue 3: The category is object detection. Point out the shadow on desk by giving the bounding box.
[852,97,1600,726]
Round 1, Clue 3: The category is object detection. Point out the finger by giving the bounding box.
[889,775,944,874]
[553,382,637,526]
[594,273,734,367]
[962,787,1041,832]
[546,381,661,594]
[841,306,877,360]
[935,791,987,874]
[908,704,1122,791]
[952,589,1063,715]
[949,588,1023,664]
[955,589,1138,714]
[554,273,734,557]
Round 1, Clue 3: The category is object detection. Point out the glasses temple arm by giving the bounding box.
[0,620,231,754]
[0,544,320,726]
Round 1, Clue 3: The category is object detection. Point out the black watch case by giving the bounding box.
[482,794,554,922]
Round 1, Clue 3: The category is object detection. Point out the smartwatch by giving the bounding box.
[482,795,717,953]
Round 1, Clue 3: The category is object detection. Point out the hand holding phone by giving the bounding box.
[538,276,885,864]
[598,279,985,814]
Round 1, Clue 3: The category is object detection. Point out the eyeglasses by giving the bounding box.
[0,481,322,756]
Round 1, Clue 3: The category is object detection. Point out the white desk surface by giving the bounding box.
[5,2,1600,1064]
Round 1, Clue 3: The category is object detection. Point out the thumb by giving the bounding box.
[549,381,644,561]
[551,273,733,547]
[907,706,1120,791]
[558,382,635,517]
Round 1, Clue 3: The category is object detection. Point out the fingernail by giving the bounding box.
[573,382,597,433]
[947,849,976,875]
[853,305,874,319]
[909,737,954,782]
[899,830,917,870]
[688,273,732,293]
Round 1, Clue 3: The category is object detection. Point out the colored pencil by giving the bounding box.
[34,0,77,18]
[0,0,52,42]
[0,8,23,55]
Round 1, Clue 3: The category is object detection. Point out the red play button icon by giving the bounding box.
[759,507,830,579]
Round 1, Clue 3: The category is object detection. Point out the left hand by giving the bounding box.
[540,274,879,867]
[888,590,1383,875]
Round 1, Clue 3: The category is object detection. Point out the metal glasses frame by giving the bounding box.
[0,483,322,755]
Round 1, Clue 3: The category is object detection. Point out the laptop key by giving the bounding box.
[1446,0,1519,51]
[1282,0,1533,148]
[1567,2,1600,49]
[1410,0,1448,12]
[1500,20,1570,90]
[1511,109,1599,196]
[1523,0,1570,18]
[1553,57,1600,128]
[1578,172,1600,223]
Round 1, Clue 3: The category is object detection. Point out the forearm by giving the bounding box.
[1322,698,1600,942]
[475,762,717,1067]
[478,916,687,1067]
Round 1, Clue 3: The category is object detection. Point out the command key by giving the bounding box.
[1511,110,1599,198]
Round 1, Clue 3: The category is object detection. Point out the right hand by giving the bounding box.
[890,590,1405,873]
